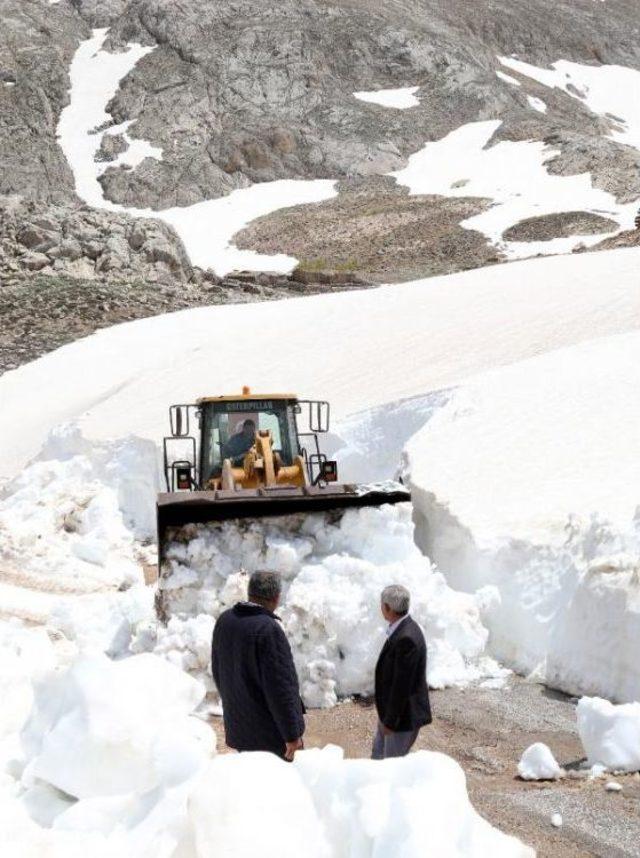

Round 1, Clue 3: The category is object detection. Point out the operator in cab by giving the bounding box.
[222,418,256,461]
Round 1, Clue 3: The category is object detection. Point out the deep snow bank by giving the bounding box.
[0,646,532,858]
[405,331,640,702]
[161,504,503,704]
[1,248,639,479]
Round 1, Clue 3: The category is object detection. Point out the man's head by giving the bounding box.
[242,419,256,438]
[248,569,282,611]
[380,584,410,623]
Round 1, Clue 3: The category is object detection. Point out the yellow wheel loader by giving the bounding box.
[157,388,410,617]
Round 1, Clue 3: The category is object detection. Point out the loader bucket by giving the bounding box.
[156,482,411,620]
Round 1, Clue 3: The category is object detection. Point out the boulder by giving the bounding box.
[21,251,49,271]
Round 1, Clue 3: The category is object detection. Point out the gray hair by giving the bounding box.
[248,570,282,603]
[381,584,410,616]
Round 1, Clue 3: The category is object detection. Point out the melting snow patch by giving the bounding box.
[353,86,420,108]
[499,56,640,152]
[605,780,623,792]
[390,119,633,258]
[517,743,564,781]
[57,28,337,275]
[577,696,640,772]
[527,95,547,114]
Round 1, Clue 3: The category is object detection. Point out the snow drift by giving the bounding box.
[405,331,640,702]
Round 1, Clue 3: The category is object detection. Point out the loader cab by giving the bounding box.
[200,396,301,484]
[162,390,333,492]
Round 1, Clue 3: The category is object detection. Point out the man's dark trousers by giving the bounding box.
[372,615,431,760]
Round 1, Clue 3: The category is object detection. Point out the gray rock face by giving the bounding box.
[88,0,640,211]
[0,1,87,203]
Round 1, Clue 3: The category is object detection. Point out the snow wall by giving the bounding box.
[404,331,640,703]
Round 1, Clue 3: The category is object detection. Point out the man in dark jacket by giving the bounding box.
[372,584,431,759]
[211,570,305,760]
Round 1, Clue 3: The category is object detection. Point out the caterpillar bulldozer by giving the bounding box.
[157,388,410,617]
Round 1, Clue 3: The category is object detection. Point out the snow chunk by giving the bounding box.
[353,86,420,109]
[132,613,216,693]
[181,746,533,857]
[577,696,640,772]
[0,622,57,738]
[21,653,212,799]
[551,813,563,828]
[605,780,623,792]
[293,746,534,857]
[406,332,640,702]
[517,743,564,780]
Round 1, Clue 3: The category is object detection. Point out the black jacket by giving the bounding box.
[211,602,305,756]
[374,615,432,732]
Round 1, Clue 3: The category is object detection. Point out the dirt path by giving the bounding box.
[210,676,640,856]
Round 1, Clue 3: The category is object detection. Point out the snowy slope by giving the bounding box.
[405,331,640,702]
[1,247,639,479]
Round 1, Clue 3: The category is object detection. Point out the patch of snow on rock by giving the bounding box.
[390,119,634,259]
[496,71,521,87]
[527,95,547,114]
[499,56,640,152]
[353,85,420,108]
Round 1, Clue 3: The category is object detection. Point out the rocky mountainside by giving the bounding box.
[2,0,640,369]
